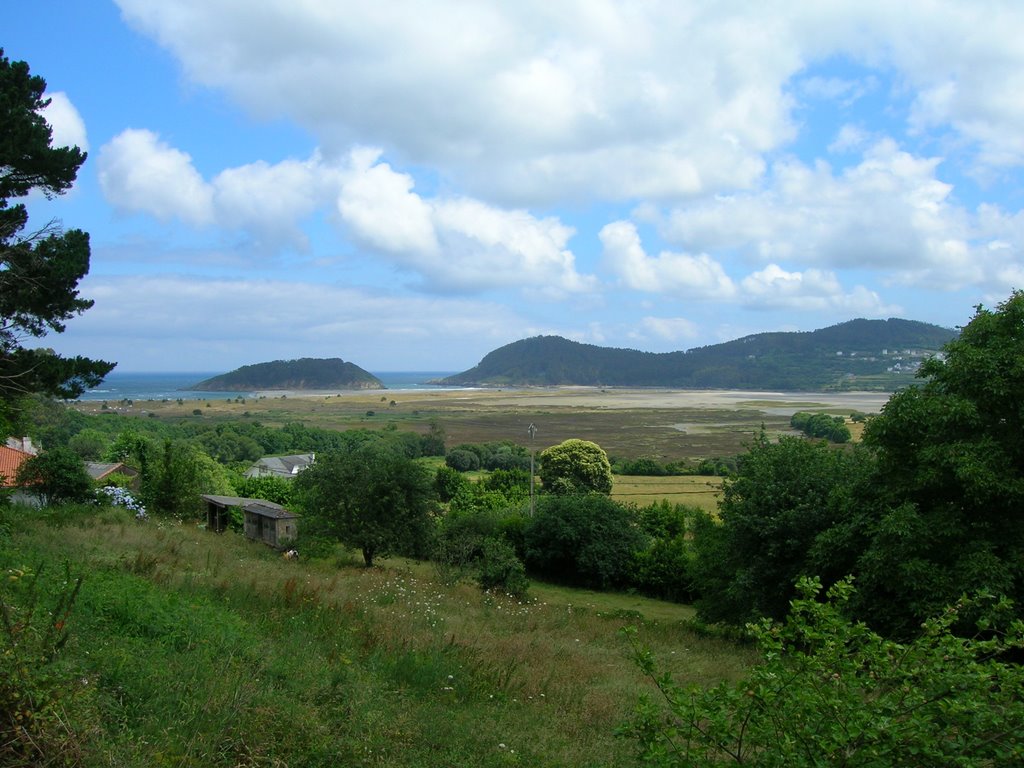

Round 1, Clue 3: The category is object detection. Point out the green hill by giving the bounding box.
[439,318,956,390]
[189,357,383,391]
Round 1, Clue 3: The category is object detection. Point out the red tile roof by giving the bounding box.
[0,445,32,488]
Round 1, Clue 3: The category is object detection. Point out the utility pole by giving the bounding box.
[528,422,537,517]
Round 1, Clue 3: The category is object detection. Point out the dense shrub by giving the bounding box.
[481,468,531,501]
[623,578,1024,767]
[445,448,481,472]
[524,493,645,589]
[629,502,704,602]
[790,411,851,443]
[434,465,469,502]
[477,537,529,598]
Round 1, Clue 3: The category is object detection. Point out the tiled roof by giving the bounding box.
[0,445,32,488]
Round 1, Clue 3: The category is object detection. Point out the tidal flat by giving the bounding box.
[77,386,890,462]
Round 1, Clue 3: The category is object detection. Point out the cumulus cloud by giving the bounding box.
[658,138,1015,290]
[741,264,900,315]
[600,220,736,299]
[113,0,1024,203]
[336,149,595,294]
[97,133,594,294]
[337,150,439,255]
[39,92,88,152]
[98,129,214,226]
[114,0,804,203]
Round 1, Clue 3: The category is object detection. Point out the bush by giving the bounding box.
[524,494,645,589]
[435,465,469,502]
[477,537,529,599]
[445,448,481,472]
[622,577,1024,767]
[790,411,851,443]
[0,563,86,765]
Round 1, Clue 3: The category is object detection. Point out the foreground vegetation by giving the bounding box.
[0,504,752,767]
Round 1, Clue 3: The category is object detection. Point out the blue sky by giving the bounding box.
[7,1,1024,373]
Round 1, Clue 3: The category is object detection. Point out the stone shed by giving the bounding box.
[201,494,299,549]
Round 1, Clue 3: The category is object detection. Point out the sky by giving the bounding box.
[7,1,1024,373]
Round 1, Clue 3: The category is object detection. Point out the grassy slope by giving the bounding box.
[1,505,754,767]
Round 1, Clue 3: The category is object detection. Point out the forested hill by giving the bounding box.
[189,358,383,391]
[439,319,956,390]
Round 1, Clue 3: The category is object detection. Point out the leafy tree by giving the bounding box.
[852,290,1024,635]
[623,578,1024,767]
[630,501,704,602]
[232,474,293,506]
[67,427,108,460]
[15,447,93,505]
[538,438,613,495]
[481,467,530,501]
[523,493,645,589]
[294,443,437,566]
[434,465,468,502]
[445,448,480,472]
[420,419,447,457]
[0,49,114,436]
[143,439,232,519]
[693,432,872,626]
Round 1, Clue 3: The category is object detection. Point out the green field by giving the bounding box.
[1,506,754,767]
[611,475,724,512]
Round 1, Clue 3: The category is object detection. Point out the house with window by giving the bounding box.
[244,453,315,480]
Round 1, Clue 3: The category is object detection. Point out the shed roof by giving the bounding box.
[201,494,299,519]
[245,502,300,520]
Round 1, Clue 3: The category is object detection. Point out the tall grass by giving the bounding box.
[0,504,755,766]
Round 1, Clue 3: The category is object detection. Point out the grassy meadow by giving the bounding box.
[1,504,756,767]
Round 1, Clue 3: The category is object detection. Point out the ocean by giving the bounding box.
[75,371,462,402]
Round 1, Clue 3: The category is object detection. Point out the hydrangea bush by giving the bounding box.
[98,486,148,520]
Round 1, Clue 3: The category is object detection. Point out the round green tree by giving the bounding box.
[538,439,613,495]
[295,442,437,566]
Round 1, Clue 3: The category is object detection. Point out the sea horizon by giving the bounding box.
[75,370,463,402]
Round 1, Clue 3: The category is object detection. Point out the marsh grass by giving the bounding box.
[0,506,755,766]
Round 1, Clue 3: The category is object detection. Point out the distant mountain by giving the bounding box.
[189,358,383,391]
[438,319,957,390]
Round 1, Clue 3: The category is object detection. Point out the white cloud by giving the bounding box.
[828,124,870,154]
[741,264,899,314]
[113,0,1024,203]
[96,133,595,294]
[336,151,595,294]
[39,92,88,152]
[212,156,327,249]
[114,0,803,203]
[660,139,1014,289]
[337,150,439,255]
[98,129,214,226]
[600,220,737,299]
